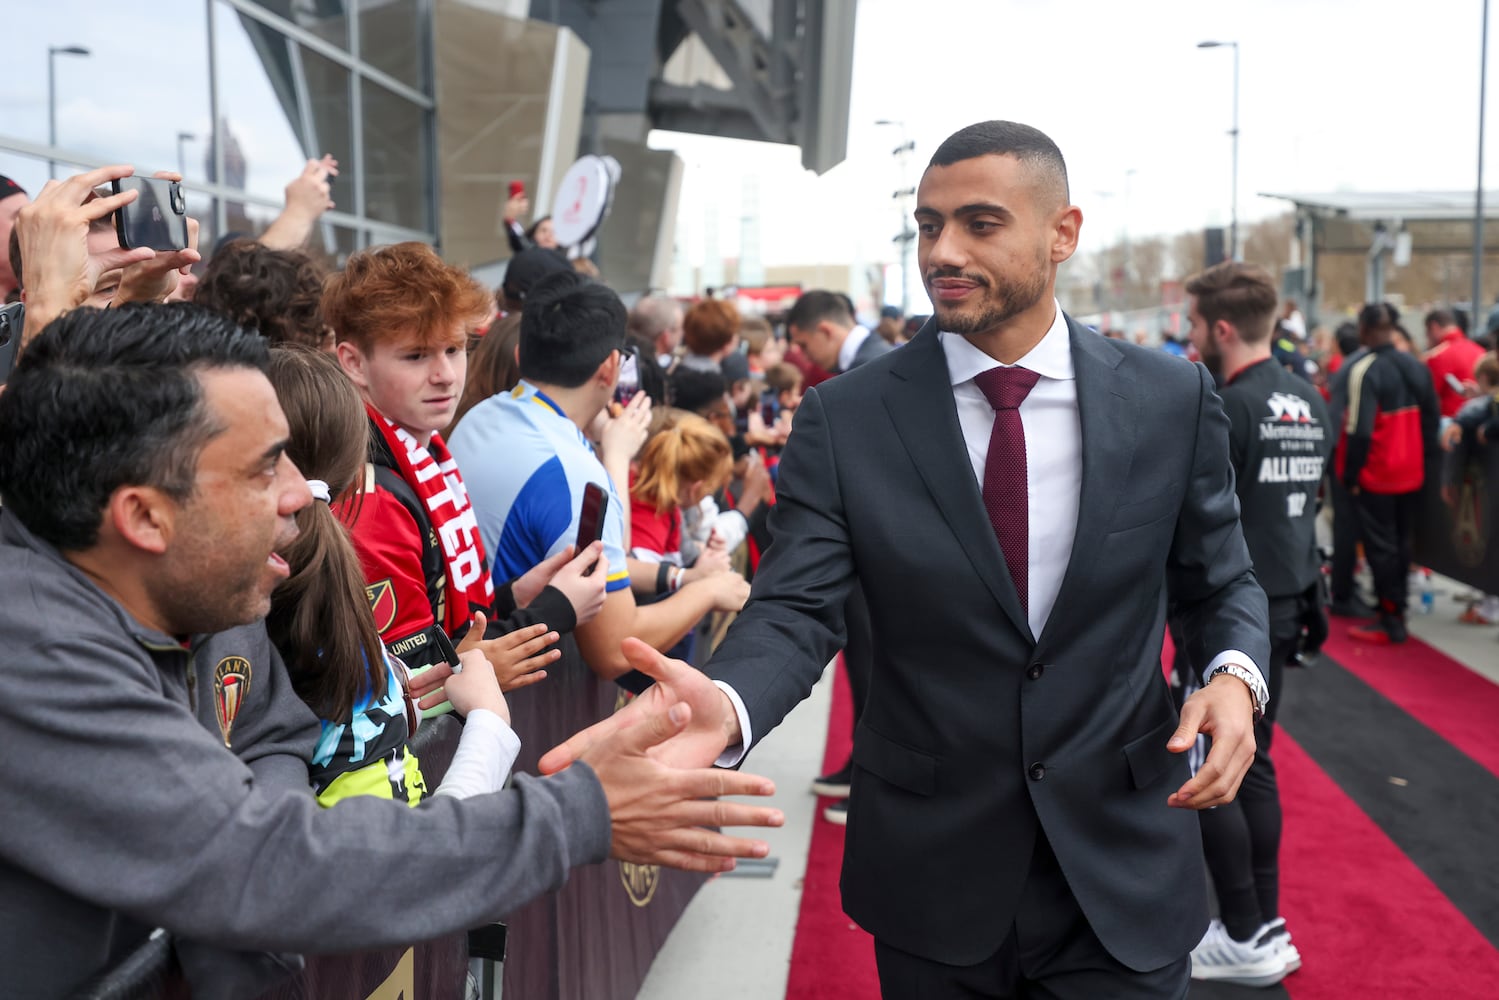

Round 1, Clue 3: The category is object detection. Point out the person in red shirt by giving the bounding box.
[1423,308,1485,418]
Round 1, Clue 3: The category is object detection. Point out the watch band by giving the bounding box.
[1209,663,1268,721]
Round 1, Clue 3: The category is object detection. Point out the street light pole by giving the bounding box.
[1473,0,1489,321]
[1198,40,1240,261]
[47,45,91,180]
[876,118,916,314]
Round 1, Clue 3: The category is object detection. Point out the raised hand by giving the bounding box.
[458,611,560,692]
[539,637,742,775]
[544,543,610,625]
[436,647,511,724]
[582,700,782,872]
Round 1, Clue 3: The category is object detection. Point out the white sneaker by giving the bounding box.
[1190,919,1292,987]
[1256,917,1301,974]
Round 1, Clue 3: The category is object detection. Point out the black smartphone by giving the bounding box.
[0,300,23,385]
[575,482,609,575]
[613,351,640,405]
[111,176,189,252]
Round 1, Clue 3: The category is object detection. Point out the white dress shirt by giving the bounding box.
[716,303,1262,764]
[837,324,873,372]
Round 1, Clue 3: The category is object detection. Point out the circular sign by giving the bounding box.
[550,155,615,249]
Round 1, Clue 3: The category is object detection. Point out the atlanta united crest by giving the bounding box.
[213,656,252,748]
[619,861,660,907]
[366,578,398,632]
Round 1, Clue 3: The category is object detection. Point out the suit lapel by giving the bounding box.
[883,323,1034,642]
[1034,321,1136,659]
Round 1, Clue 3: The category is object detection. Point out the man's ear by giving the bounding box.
[335,340,368,388]
[595,349,621,389]
[1051,205,1083,263]
[1213,318,1237,346]
[106,485,175,556]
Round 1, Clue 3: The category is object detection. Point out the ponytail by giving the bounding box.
[631,412,733,515]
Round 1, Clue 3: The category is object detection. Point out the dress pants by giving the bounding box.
[872,833,1190,999]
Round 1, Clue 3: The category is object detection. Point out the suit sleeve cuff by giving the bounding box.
[712,680,753,768]
[1201,649,1266,691]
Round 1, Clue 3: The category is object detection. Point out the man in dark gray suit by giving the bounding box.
[788,289,894,375]
[544,120,1269,998]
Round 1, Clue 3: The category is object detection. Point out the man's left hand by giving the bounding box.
[1165,673,1257,809]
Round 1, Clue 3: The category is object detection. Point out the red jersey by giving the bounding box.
[1424,328,1485,418]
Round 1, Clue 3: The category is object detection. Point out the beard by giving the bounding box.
[925,264,1049,336]
[1197,335,1223,382]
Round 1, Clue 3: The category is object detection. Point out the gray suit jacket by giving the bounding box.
[708,316,1268,970]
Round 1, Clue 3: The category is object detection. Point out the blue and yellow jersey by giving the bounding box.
[448,380,631,595]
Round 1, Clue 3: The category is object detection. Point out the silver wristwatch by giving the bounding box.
[1208,663,1268,721]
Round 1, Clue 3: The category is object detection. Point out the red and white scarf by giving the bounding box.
[366,403,494,634]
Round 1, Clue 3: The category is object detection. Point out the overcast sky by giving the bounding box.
[655,0,1497,293]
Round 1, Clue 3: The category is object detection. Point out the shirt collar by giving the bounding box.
[837,324,872,372]
[940,301,1073,387]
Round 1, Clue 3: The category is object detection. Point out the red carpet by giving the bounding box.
[785,655,879,999]
[1320,628,1499,779]
[1273,729,1499,998]
[785,640,1499,998]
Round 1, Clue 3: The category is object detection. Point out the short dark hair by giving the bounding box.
[1184,261,1279,344]
[1425,308,1456,330]
[786,289,853,333]
[929,120,1070,204]
[0,304,269,550]
[518,270,629,387]
[1335,322,1361,356]
[668,366,729,415]
[194,239,328,350]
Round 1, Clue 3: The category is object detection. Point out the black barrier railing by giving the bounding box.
[68,930,176,1000]
[1418,443,1498,595]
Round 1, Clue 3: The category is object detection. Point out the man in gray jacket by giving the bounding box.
[0,302,782,997]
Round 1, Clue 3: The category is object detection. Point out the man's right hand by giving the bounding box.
[582,698,781,872]
[16,165,156,342]
[540,637,744,774]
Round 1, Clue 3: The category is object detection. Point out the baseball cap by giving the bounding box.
[0,175,25,200]
[502,247,572,302]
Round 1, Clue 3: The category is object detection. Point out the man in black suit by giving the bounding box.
[543,120,1269,998]
[787,289,894,374]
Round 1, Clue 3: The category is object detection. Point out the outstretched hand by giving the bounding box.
[539,637,742,774]
[583,699,781,872]
[1166,674,1257,809]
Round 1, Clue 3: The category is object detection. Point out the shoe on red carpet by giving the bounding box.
[811,762,851,798]
[822,799,848,825]
[1190,919,1293,987]
[1350,611,1408,645]
[1257,917,1301,974]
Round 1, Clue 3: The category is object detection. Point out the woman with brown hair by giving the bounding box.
[265,345,520,806]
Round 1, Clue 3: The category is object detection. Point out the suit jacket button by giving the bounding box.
[1028,763,1046,781]
[1027,663,1045,680]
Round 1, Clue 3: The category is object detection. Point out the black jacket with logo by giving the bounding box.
[1330,343,1440,495]
[1220,357,1333,598]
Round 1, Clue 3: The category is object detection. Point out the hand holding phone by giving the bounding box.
[111,176,190,252]
[575,482,609,576]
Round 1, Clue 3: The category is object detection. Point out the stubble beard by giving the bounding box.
[930,268,1049,337]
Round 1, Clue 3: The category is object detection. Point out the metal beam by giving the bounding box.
[673,0,793,142]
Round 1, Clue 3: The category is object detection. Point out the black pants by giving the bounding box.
[1328,477,1361,604]
[1353,489,1419,616]
[1196,595,1298,938]
[873,834,1189,999]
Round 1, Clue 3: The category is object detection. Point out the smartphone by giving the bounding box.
[0,300,23,385]
[614,351,640,405]
[509,180,526,199]
[111,176,189,252]
[1446,372,1467,395]
[575,482,609,575]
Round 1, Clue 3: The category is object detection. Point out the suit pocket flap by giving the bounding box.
[852,722,937,796]
[1123,716,1179,790]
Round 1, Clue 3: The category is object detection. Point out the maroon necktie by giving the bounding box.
[973,366,1041,615]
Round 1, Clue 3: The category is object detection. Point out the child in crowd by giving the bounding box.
[264,346,519,806]
[741,315,783,375]
[749,362,803,479]
[325,243,606,701]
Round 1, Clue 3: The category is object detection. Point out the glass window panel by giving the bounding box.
[356,0,427,92]
[0,2,210,179]
[214,4,354,208]
[362,80,431,232]
[242,0,350,50]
